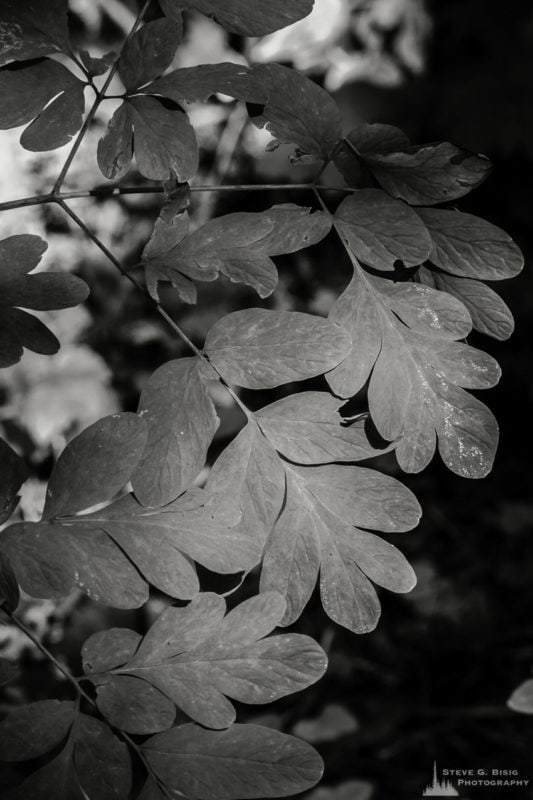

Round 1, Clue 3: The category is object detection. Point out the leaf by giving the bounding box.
[43,412,148,519]
[0,552,19,612]
[424,269,515,341]
[0,700,75,761]
[142,723,323,799]
[0,234,89,368]
[95,676,176,735]
[261,463,419,632]
[326,265,500,476]
[132,358,218,507]
[306,780,373,800]
[1,710,131,800]
[0,659,19,687]
[416,208,524,280]
[293,704,358,743]
[256,392,393,464]
[118,19,182,91]
[205,309,351,389]
[336,124,492,205]
[248,63,343,163]
[0,437,28,524]
[0,59,86,151]
[148,62,268,104]
[0,0,70,66]
[207,422,285,546]
[334,189,432,270]
[144,204,331,301]
[79,49,116,78]
[98,97,198,181]
[159,0,314,36]
[508,679,533,714]
[84,592,327,731]
[82,627,142,674]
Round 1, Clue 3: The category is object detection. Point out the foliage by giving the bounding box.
[0,1,524,798]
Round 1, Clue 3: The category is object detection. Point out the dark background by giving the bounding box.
[0,1,532,798]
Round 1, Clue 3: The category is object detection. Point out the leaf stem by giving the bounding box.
[52,0,152,193]
[56,200,252,419]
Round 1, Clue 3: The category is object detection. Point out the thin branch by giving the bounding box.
[56,200,251,419]
[0,184,358,214]
[52,0,152,193]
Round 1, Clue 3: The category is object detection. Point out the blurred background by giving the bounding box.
[0,0,532,797]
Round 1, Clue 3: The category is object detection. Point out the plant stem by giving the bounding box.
[52,0,152,193]
[56,200,251,419]
[0,183,358,214]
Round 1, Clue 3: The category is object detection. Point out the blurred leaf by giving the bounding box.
[0,235,89,368]
[205,309,351,389]
[131,358,219,507]
[0,658,19,686]
[142,723,323,798]
[0,59,85,151]
[159,0,314,36]
[335,189,432,270]
[249,63,342,162]
[416,208,524,279]
[293,704,358,743]
[118,19,182,91]
[0,0,70,66]
[256,392,393,464]
[0,552,19,612]
[508,678,533,714]
[0,437,28,524]
[84,592,326,731]
[306,780,373,800]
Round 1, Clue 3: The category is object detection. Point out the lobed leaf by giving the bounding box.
[256,392,393,464]
[0,59,85,151]
[205,308,351,389]
[0,234,89,368]
[335,189,432,270]
[416,207,524,280]
[83,592,327,731]
[327,264,500,476]
[248,63,342,163]
[131,357,219,507]
[149,62,268,104]
[261,463,418,632]
[159,0,314,36]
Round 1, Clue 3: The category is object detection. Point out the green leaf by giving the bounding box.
[142,723,323,798]
[85,592,327,730]
[144,204,331,301]
[148,62,267,104]
[261,464,418,632]
[256,392,392,464]
[159,0,314,36]
[249,63,343,163]
[207,421,285,546]
[0,234,89,368]
[0,437,28,524]
[416,208,524,280]
[508,679,533,714]
[0,59,85,151]
[334,189,432,270]
[118,19,182,91]
[422,269,514,341]
[0,552,19,612]
[0,700,75,761]
[0,658,19,687]
[327,265,500,476]
[0,0,70,66]
[43,412,148,519]
[205,309,351,389]
[98,97,198,181]
[336,124,492,205]
[131,358,219,507]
